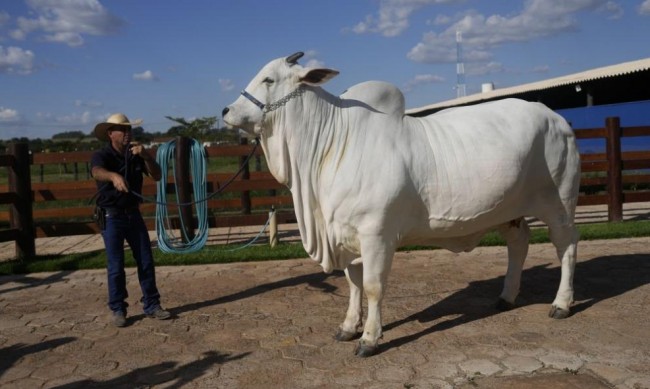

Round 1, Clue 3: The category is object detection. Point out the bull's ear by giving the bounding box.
[298,68,339,86]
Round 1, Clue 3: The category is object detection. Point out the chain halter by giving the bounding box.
[240,86,305,124]
[263,88,305,113]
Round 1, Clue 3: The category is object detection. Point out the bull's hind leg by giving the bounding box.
[335,262,363,341]
[547,222,579,319]
[496,218,530,310]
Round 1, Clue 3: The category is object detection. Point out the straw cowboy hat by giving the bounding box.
[93,113,143,142]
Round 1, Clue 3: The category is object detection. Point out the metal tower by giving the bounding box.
[456,30,466,98]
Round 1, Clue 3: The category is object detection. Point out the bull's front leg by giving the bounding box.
[355,237,395,357]
[335,262,363,342]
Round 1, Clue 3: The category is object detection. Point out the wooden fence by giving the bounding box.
[2,118,650,258]
[0,143,35,258]
[575,117,650,219]
[0,138,296,258]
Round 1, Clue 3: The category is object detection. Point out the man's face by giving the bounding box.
[108,125,132,146]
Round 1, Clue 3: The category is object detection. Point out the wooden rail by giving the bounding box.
[1,117,650,258]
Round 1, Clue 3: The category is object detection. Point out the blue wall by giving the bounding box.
[556,100,650,153]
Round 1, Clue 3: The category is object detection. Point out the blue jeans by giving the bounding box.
[101,210,161,315]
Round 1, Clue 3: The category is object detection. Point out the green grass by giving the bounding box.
[1,220,649,275]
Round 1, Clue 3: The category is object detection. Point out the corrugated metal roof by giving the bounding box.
[406,57,650,115]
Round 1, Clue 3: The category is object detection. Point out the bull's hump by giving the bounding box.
[340,81,405,117]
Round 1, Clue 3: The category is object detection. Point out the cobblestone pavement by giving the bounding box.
[1,237,649,388]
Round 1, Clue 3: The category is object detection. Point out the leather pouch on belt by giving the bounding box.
[92,206,106,230]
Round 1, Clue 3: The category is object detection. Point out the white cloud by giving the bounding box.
[429,14,452,26]
[55,111,93,125]
[466,61,506,76]
[532,65,550,74]
[600,1,624,19]
[9,29,26,40]
[408,26,493,64]
[43,31,84,46]
[0,10,9,42]
[133,70,158,81]
[0,45,35,74]
[218,78,234,92]
[305,59,326,68]
[75,99,103,108]
[349,0,460,37]
[0,107,22,122]
[407,0,615,64]
[0,11,9,26]
[404,73,445,92]
[303,50,326,68]
[14,0,125,47]
[640,0,650,15]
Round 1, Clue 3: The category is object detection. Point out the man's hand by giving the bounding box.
[91,166,130,192]
[129,142,162,181]
[111,173,129,192]
[129,142,152,160]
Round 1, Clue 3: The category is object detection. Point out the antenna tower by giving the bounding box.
[455,30,466,98]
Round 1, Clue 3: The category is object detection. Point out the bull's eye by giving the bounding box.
[262,77,274,85]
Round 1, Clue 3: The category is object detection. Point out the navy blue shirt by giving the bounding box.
[91,145,148,209]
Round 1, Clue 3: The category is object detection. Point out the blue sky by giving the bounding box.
[1,0,650,140]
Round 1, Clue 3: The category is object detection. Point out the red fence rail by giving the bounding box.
[2,117,650,258]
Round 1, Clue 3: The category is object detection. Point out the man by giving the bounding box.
[91,113,171,327]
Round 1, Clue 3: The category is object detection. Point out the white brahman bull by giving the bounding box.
[222,52,581,357]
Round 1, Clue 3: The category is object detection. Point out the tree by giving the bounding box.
[131,126,154,143]
[53,131,85,140]
[165,116,218,140]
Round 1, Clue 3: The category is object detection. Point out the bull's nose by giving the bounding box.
[222,107,230,117]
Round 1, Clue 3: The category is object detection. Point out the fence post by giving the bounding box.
[605,117,623,222]
[175,136,195,241]
[239,137,251,214]
[8,142,35,259]
[269,206,278,248]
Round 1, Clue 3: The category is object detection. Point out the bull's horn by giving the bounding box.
[286,52,304,64]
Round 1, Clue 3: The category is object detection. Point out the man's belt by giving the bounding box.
[103,206,140,216]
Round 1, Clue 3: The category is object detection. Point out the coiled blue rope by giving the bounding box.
[155,139,209,253]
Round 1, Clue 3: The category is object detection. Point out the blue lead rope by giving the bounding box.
[155,139,209,253]
[153,138,274,253]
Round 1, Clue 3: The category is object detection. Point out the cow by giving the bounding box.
[222,52,581,357]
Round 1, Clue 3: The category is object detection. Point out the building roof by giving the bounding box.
[407,57,650,116]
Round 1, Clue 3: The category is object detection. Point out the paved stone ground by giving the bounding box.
[1,237,649,388]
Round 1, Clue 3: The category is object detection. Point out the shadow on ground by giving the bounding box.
[162,270,344,318]
[50,350,249,389]
[0,337,77,379]
[0,271,74,295]
[381,253,650,353]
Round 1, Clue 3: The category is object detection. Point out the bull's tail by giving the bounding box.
[552,114,581,223]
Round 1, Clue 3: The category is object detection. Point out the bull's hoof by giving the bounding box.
[496,298,516,311]
[548,305,571,319]
[354,342,378,357]
[334,328,358,342]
